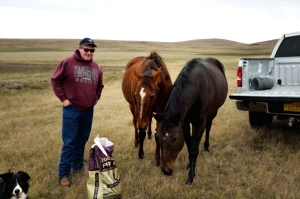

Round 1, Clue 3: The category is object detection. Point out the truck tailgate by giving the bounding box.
[229,86,300,102]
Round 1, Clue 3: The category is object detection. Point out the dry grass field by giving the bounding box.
[1,38,300,199]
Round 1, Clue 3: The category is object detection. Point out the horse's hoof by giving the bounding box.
[185,179,193,185]
[138,154,144,160]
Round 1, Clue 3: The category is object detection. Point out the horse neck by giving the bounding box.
[165,85,193,123]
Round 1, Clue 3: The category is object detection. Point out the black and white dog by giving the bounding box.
[0,171,30,199]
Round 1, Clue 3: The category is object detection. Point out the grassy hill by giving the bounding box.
[0,38,277,52]
[0,38,277,67]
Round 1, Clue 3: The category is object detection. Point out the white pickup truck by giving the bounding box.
[229,31,300,129]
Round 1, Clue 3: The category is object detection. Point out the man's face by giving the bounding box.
[79,45,95,61]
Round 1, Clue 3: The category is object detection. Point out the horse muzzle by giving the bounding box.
[138,125,147,132]
[161,167,173,175]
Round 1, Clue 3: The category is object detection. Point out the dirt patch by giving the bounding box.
[0,63,54,71]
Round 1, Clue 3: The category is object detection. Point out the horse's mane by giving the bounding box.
[164,61,194,122]
[141,51,171,88]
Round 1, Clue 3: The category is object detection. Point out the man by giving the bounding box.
[50,38,104,186]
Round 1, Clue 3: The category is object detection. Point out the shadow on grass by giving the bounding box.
[249,120,300,151]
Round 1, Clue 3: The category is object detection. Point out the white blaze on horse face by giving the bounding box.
[139,87,146,118]
[163,133,169,140]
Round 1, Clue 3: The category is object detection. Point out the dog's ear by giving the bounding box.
[0,172,13,183]
[17,171,31,181]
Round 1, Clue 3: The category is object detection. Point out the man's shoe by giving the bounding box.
[60,177,70,186]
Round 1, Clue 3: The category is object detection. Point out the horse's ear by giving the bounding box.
[153,112,165,122]
[133,67,143,81]
[151,68,161,83]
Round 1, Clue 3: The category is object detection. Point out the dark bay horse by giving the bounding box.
[122,51,172,159]
[153,58,228,184]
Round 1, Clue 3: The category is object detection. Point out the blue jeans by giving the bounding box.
[59,105,94,179]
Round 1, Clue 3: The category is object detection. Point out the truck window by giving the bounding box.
[275,35,300,57]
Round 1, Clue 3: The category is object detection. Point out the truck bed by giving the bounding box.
[231,57,300,100]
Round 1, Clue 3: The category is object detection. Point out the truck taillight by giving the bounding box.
[237,66,242,87]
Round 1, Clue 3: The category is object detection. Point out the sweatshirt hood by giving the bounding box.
[73,49,93,63]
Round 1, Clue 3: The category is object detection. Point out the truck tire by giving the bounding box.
[249,111,273,129]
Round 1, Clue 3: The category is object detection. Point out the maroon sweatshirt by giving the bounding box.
[51,50,104,111]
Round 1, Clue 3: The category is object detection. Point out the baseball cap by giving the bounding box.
[79,38,97,47]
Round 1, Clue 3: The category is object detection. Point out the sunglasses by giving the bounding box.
[82,48,95,53]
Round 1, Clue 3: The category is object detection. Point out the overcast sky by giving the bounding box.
[0,0,299,44]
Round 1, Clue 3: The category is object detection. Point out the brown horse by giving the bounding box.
[122,51,172,159]
[153,58,228,184]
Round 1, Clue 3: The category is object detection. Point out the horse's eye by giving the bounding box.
[150,95,154,100]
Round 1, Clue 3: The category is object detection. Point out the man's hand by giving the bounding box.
[62,99,72,106]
